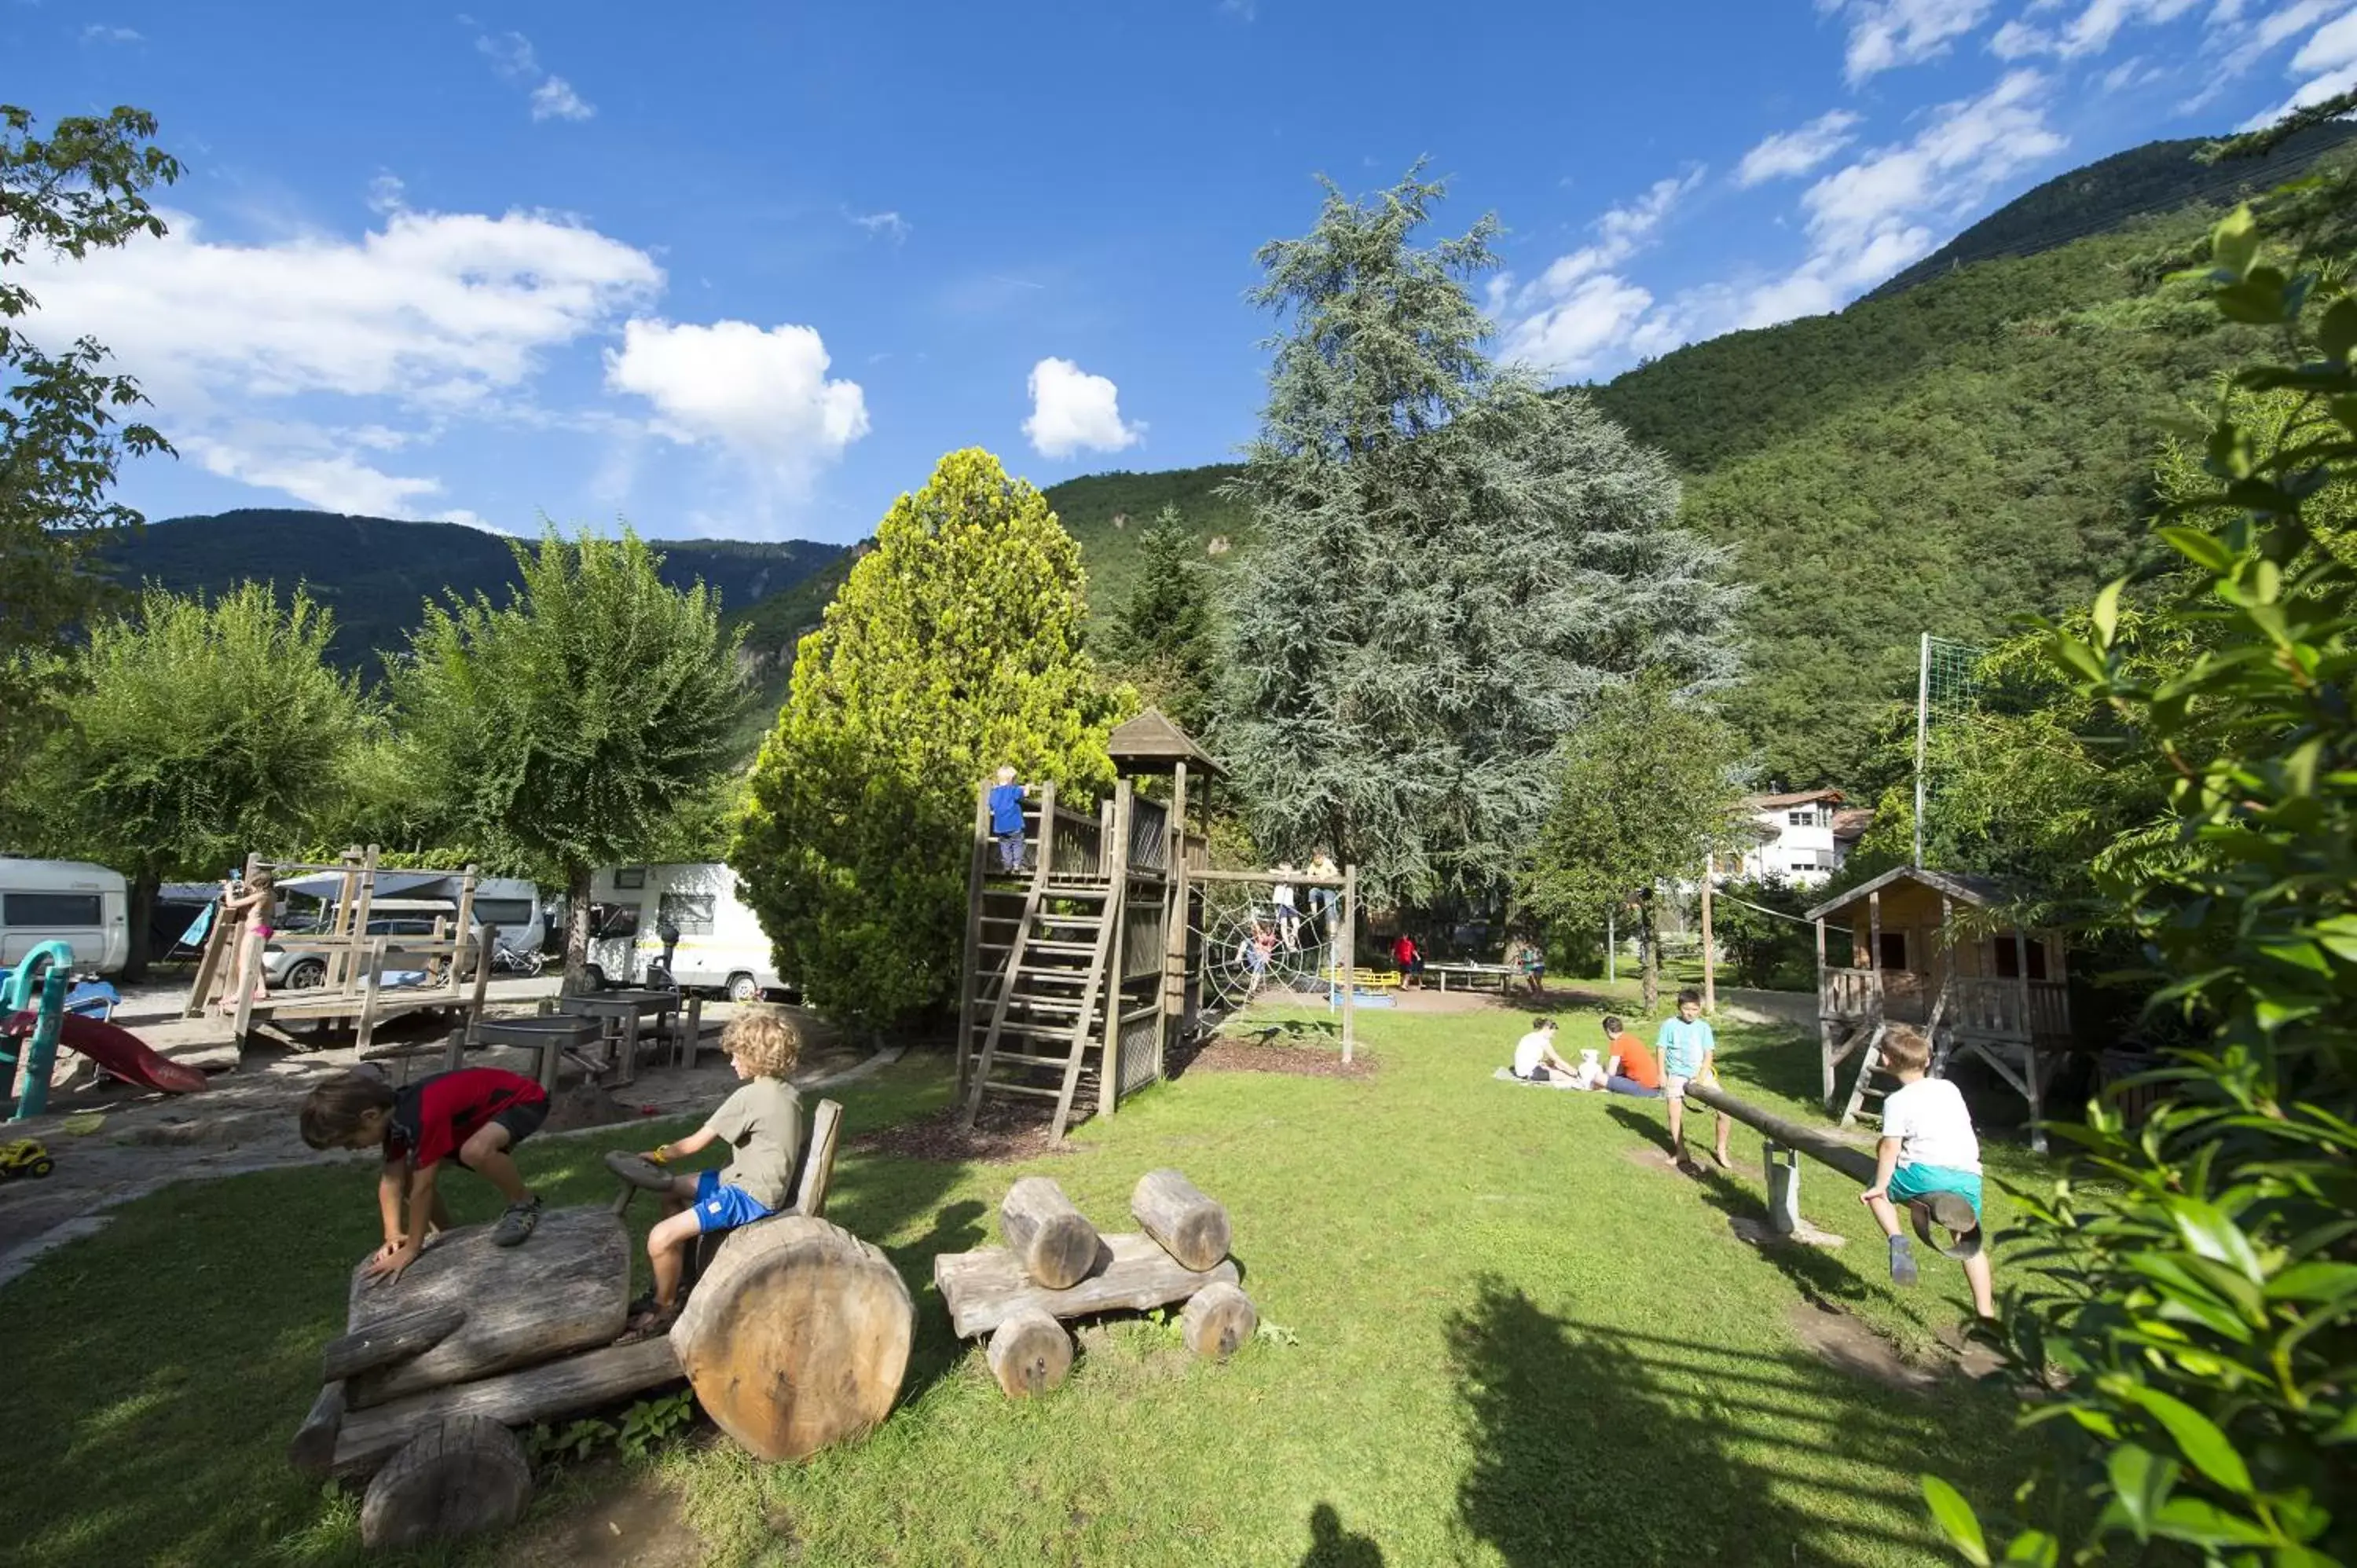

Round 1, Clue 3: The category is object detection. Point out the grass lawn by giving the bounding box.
[0,1002,2041,1566]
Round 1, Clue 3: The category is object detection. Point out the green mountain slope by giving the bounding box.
[1038,463,1255,628]
[101,509,841,674]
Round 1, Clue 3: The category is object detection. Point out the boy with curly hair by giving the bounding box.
[621,1008,805,1339]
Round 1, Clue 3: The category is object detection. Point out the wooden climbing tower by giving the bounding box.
[1805,865,2073,1152]
[958,711,1215,1143]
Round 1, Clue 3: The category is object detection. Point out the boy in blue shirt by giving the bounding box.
[1657,988,1732,1170]
[988,765,1030,874]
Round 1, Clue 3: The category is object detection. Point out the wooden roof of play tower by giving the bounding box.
[1107,709,1222,778]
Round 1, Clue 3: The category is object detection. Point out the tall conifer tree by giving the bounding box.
[735,449,1123,1030]
[1218,168,1741,910]
[1107,504,1219,733]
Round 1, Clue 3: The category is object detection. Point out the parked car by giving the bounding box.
[264,907,449,990]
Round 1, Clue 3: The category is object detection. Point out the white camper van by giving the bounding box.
[585,863,786,1002]
[0,857,130,975]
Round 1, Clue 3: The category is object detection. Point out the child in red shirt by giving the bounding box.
[301,1065,548,1283]
[1391,932,1423,988]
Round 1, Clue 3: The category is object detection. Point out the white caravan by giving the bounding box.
[585,863,786,1002]
[0,857,130,974]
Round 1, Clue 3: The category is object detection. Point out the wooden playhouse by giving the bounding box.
[1805,865,2073,1151]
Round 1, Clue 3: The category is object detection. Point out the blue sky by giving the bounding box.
[13,1,2356,544]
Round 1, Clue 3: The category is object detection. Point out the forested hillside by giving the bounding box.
[102,510,841,673]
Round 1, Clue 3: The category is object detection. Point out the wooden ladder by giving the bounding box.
[960,888,1115,1141]
[1837,989,1949,1128]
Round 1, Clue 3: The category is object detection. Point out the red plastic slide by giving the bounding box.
[1,1011,208,1094]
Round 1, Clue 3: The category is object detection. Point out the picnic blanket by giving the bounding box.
[1491,1065,1585,1091]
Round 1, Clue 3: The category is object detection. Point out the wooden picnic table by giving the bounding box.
[1424,962,1519,994]
[556,990,682,1087]
[473,1015,610,1093]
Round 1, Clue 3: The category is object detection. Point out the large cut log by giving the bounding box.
[986,1308,1073,1398]
[288,1380,346,1476]
[1130,1168,1231,1271]
[1182,1281,1257,1362]
[321,1302,467,1383]
[999,1176,1101,1289]
[669,1214,914,1463]
[358,1415,534,1552]
[332,1337,682,1478]
[933,1232,1241,1339]
[343,1206,629,1407]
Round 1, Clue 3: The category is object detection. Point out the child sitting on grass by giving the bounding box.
[1512,1017,1582,1084]
[1858,1024,1996,1318]
[621,1009,805,1341]
[299,1064,548,1284]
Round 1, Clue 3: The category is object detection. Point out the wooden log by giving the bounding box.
[288,1379,347,1476]
[358,1414,534,1552]
[985,1308,1073,1398]
[1181,1281,1257,1361]
[331,1337,682,1478]
[343,1206,629,1407]
[670,1215,913,1463]
[933,1233,1241,1339]
[1130,1168,1230,1271]
[321,1302,468,1383]
[999,1176,1101,1289]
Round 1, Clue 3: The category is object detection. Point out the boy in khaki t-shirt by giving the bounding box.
[621,1009,804,1340]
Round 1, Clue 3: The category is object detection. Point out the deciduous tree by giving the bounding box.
[735,449,1123,1031]
[386,526,747,991]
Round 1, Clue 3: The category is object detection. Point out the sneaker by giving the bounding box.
[1888,1235,1919,1287]
[490,1196,542,1247]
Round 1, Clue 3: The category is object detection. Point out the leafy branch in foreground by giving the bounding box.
[1923,202,2356,1568]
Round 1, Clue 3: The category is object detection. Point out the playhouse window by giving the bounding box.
[1877,931,1908,970]
[1992,933,2051,980]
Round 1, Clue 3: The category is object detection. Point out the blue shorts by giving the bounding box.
[692,1168,774,1234]
[1888,1163,1983,1220]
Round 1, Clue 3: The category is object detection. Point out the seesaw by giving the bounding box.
[1684,1080,1983,1260]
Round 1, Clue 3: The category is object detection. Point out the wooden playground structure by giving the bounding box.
[181,846,494,1050]
[1805,865,2073,1152]
[958,710,1357,1143]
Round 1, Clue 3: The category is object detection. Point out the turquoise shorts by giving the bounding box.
[1887,1163,1982,1219]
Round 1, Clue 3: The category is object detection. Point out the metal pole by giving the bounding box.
[1340,865,1356,1064]
[1914,631,1931,868]
[1699,859,1716,1014]
[1606,907,1616,984]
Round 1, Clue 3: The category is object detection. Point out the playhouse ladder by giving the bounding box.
[1837,991,1949,1128]
[960,890,1114,1140]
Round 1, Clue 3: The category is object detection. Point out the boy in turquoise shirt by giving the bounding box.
[1657,988,1731,1170]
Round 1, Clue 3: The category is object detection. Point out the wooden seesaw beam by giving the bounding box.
[1683,1081,1983,1260]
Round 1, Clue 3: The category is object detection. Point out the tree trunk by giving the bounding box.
[1181,1280,1257,1361]
[123,866,159,981]
[358,1415,533,1552]
[1640,892,1660,1016]
[999,1177,1101,1289]
[563,860,594,995]
[1129,1168,1230,1271]
[984,1308,1073,1398]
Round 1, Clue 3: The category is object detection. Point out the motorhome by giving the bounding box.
[585,863,786,1002]
[0,857,130,975]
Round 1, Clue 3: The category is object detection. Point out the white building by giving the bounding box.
[1723,789,1874,888]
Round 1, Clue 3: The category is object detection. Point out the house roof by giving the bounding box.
[1107,708,1222,777]
[1745,787,1846,810]
[1805,864,2018,922]
[1831,808,1876,841]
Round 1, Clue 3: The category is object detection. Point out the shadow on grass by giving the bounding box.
[1448,1278,1973,1566]
[1301,1502,1384,1566]
[1719,1025,1842,1108]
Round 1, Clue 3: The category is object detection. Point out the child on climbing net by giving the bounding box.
[621,1007,805,1342]
[299,1064,549,1284]
[1859,1024,1997,1317]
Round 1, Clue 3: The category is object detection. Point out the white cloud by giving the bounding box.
[81,24,142,44]
[1737,111,1863,186]
[1989,0,2202,57]
[1497,171,1702,374]
[851,210,911,243]
[366,173,406,214]
[530,77,596,122]
[604,319,870,482]
[1824,0,1998,81]
[471,27,596,123]
[2242,2,2357,124]
[184,428,445,517]
[1022,358,1142,459]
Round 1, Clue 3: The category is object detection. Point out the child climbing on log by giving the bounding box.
[621,1008,805,1342]
[1657,989,1732,1170]
[299,1065,550,1283]
[1859,1025,1996,1318]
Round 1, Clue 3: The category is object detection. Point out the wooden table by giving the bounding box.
[473,1016,610,1093]
[1425,962,1519,994]
[557,991,680,1087]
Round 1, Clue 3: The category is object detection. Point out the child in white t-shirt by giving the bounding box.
[1511,1018,1578,1085]
[1858,1024,1996,1317]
